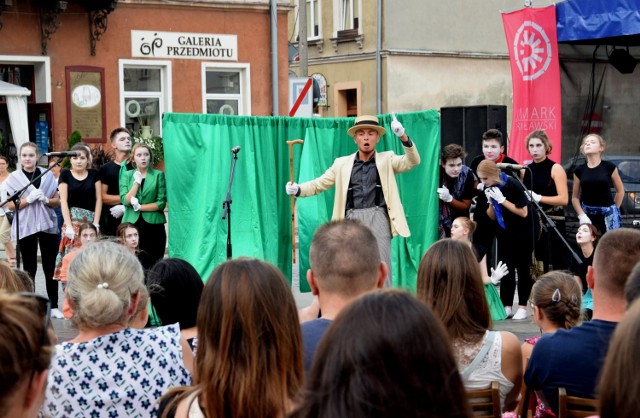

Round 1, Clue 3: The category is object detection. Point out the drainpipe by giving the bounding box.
[271,0,279,115]
[376,0,382,114]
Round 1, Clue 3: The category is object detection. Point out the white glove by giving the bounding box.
[130,197,141,212]
[527,191,542,203]
[110,204,125,219]
[436,186,453,203]
[476,183,485,191]
[578,213,592,225]
[390,113,405,138]
[64,225,75,241]
[133,171,143,185]
[26,189,44,204]
[490,261,509,285]
[485,187,506,204]
[39,193,50,204]
[93,223,100,233]
[285,182,300,196]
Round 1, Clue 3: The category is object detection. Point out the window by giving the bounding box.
[202,63,251,116]
[119,60,171,137]
[334,0,360,35]
[295,0,321,40]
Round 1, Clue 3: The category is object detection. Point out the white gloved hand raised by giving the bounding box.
[26,189,44,204]
[527,191,542,203]
[130,197,141,212]
[490,261,509,285]
[476,182,485,191]
[578,213,592,225]
[436,186,453,203]
[133,170,143,185]
[110,204,125,219]
[285,182,300,196]
[64,225,75,241]
[485,187,506,204]
[390,113,405,138]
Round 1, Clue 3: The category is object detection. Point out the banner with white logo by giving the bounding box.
[502,6,562,164]
[131,30,238,61]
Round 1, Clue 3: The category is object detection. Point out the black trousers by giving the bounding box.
[498,235,534,308]
[19,232,59,308]
[535,219,569,272]
[134,218,166,269]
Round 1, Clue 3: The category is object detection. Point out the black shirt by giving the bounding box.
[98,161,133,208]
[346,155,385,209]
[59,169,99,211]
[523,157,558,212]
[574,160,616,207]
[570,250,593,295]
[494,177,535,241]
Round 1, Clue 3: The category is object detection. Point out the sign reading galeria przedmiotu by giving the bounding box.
[131,30,238,61]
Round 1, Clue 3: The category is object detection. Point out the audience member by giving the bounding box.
[12,268,34,292]
[120,143,167,268]
[450,216,508,320]
[437,144,475,238]
[5,142,61,318]
[570,223,601,319]
[41,241,192,417]
[417,239,522,412]
[290,289,474,418]
[524,228,640,414]
[301,219,386,370]
[160,258,303,418]
[0,291,54,418]
[624,261,640,306]
[571,134,624,233]
[477,159,535,320]
[0,261,28,292]
[99,127,132,237]
[146,258,203,344]
[596,299,640,418]
[521,271,582,417]
[53,143,102,279]
[129,285,150,329]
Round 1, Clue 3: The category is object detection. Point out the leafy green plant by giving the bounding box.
[91,144,114,169]
[62,131,82,169]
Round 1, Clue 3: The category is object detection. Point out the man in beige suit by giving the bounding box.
[285,114,420,286]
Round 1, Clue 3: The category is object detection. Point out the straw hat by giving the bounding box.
[347,115,387,137]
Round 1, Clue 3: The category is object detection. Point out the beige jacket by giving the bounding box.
[299,143,420,237]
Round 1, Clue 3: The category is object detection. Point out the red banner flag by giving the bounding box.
[502,6,562,165]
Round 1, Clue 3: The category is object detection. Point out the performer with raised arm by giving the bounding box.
[285,114,420,287]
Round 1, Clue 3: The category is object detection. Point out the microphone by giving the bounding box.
[496,163,525,171]
[45,151,80,158]
[231,146,241,154]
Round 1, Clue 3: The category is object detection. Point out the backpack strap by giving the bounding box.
[461,331,496,381]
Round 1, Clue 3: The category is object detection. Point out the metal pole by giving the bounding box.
[270,0,279,115]
[298,0,308,77]
[376,0,382,114]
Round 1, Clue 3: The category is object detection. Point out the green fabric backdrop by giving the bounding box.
[162,111,440,290]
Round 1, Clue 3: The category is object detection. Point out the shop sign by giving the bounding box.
[131,30,238,61]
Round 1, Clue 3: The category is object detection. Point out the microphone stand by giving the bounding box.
[0,157,64,269]
[504,169,582,268]
[222,149,239,260]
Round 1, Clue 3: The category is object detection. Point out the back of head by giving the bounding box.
[12,269,34,293]
[67,241,145,329]
[593,228,640,298]
[309,220,381,297]
[624,261,640,307]
[196,258,303,417]
[417,239,490,342]
[0,292,53,416]
[147,258,203,329]
[291,289,473,418]
[530,271,582,329]
[0,262,29,293]
[598,299,640,418]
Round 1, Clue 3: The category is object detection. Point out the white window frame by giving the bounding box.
[333,0,361,35]
[0,55,51,103]
[201,62,251,116]
[118,59,172,137]
[294,0,322,41]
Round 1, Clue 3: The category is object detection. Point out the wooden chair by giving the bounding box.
[467,381,501,418]
[557,387,598,418]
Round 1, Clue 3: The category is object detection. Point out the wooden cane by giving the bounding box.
[286,139,304,263]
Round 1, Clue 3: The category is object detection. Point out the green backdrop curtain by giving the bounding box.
[162,111,440,290]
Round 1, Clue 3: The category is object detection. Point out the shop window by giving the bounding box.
[202,64,251,116]
[119,60,171,137]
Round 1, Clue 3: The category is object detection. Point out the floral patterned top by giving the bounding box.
[41,324,191,418]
